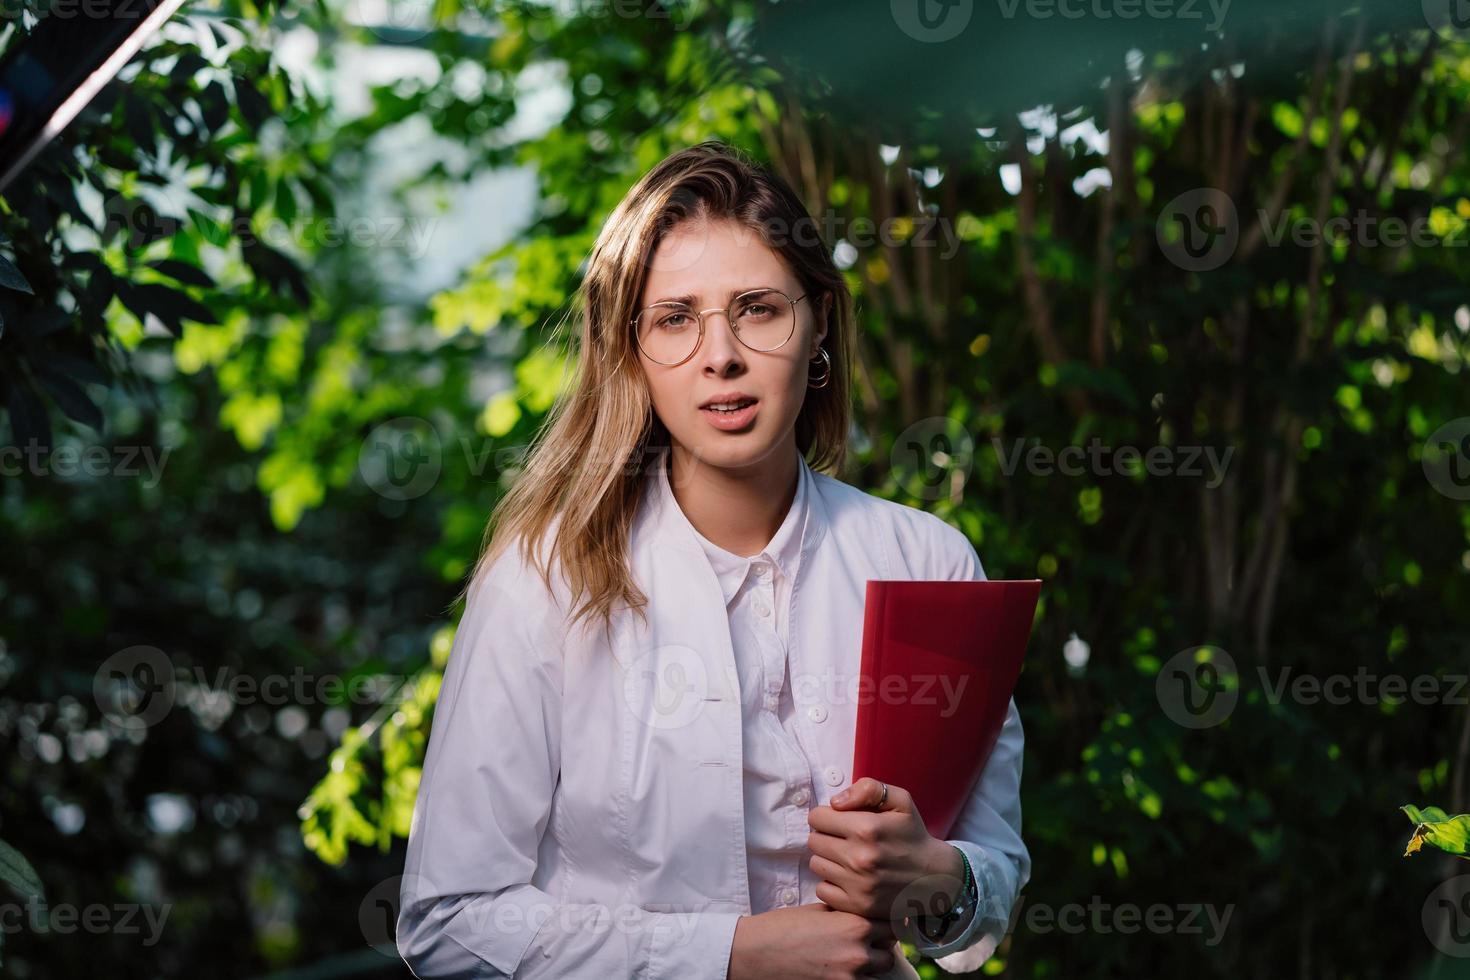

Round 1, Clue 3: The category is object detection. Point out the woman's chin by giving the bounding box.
[673,434,790,474]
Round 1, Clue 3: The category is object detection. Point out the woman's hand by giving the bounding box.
[806,778,966,932]
[728,903,898,980]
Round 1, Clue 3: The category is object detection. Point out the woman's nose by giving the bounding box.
[698,310,745,370]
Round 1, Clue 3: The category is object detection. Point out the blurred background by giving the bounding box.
[1,0,1469,976]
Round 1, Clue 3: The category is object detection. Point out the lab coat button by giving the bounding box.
[823,766,844,786]
[807,704,827,723]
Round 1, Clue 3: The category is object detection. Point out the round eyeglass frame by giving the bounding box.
[631,287,811,366]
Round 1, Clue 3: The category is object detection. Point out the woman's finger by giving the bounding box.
[808,851,851,885]
[865,916,899,948]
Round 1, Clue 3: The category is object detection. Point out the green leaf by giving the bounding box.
[275,177,297,226]
[248,169,269,212]
[0,254,34,294]
[146,258,216,289]
[199,80,230,133]
[1403,804,1451,825]
[116,281,219,335]
[0,838,44,903]
[38,367,104,432]
[2,374,52,450]
[170,51,208,82]
[1402,804,1470,859]
[0,835,43,968]
[233,75,272,127]
[124,93,157,157]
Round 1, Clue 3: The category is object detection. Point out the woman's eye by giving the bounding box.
[660,312,691,329]
[739,304,772,318]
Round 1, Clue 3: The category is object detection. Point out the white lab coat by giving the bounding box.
[397,444,1029,978]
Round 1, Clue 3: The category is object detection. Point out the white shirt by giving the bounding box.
[397,442,1030,979]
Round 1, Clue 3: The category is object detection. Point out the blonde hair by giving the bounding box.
[468,139,855,639]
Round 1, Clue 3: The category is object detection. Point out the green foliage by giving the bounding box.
[299,657,443,866]
[3,0,1470,976]
[0,3,325,451]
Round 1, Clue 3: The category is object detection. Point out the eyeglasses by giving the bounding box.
[632,286,810,366]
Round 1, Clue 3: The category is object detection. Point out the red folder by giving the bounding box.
[852,579,1041,839]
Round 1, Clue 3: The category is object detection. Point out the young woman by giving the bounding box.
[396,140,1029,979]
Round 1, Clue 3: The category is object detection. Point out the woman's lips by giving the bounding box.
[699,400,759,431]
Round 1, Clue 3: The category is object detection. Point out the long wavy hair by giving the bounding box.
[468,139,855,640]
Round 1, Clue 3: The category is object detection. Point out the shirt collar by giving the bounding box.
[653,443,812,605]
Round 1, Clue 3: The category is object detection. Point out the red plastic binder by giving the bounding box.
[851,579,1041,839]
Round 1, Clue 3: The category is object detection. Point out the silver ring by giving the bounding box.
[879,782,888,806]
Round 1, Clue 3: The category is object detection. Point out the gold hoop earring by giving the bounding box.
[808,347,832,389]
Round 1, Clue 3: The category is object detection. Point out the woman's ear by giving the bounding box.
[813,290,832,351]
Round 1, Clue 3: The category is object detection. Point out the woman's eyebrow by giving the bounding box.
[647,285,777,306]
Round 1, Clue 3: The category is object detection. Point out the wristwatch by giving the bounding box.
[916,846,977,943]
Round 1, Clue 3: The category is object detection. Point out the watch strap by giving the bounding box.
[916,846,976,941]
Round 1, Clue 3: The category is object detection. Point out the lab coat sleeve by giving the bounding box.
[907,525,1031,973]
[396,542,743,980]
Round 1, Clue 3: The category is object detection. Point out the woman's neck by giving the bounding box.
[666,441,799,558]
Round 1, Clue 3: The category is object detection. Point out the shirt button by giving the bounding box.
[756,563,772,580]
[792,787,811,806]
[764,693,779,712]
[823,766,844,787]
[753,600,770,618]
[778,887,798,906]
[806,705,827,723]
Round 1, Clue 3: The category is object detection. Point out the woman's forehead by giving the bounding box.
[642,219,791,301]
